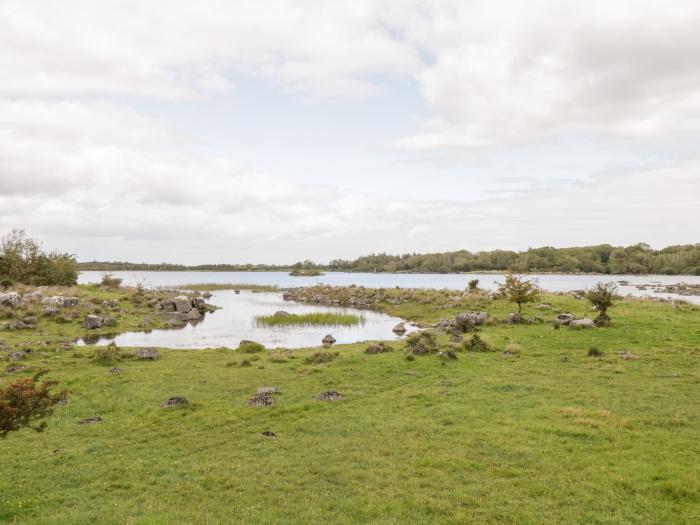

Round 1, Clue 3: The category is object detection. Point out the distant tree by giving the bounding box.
[497,272,542,314]
[0,369,67,438]
[585,282,618,326]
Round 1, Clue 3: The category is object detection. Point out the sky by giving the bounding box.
[1,0,699,264]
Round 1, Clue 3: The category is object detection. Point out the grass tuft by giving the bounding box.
[255,312,365,327]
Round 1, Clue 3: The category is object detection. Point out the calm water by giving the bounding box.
[77,290,413,349]
[78,270,700,304]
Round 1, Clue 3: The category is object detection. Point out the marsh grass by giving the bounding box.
[255,312,365,328]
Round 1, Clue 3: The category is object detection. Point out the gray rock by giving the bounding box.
[22,316,38,326]
[159,301,177,312]
[185,308,201,320]
[456,311,488,326]
[173,296,192,313]
[274,310,292,317]
[0,292,22,308]
[161,396,188,408]
[83,315,103,329]
[256,386,280,394]
[556,313,575,325]
[392,322,406,334]
[11,319,30,330]
[322,334,336,346]
[570,318,595,329]
[43,296,79,307]
[135,347,160,360]
[102,317,117,327]
[44,307,60,317]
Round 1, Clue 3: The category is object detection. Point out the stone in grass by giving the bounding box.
[79,416,103,425]
[392,322,407,334]
[135,347,160,360]
[161,396,189,408]
[248,392,274,407]
[256,386,280,394]
[314,391,343,401]
[261,431,277,438]
[322,334,336,347]
[365,342,392,354]
[570,318,595,329]
[109,367,124,374]
[617,350,640,360]
[6,365,28,373]
[83,315,103,329]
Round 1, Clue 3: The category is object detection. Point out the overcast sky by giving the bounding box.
[1,0,699,264]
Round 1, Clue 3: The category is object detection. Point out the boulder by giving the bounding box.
[135,347,160,360]
[201,292,213,299]
[274,310,292,317]
[0,292,22,308]
[392,322,407,334]
[159,301,177,312]
[43,296,79,307]
[314,391,343,401]
[456,311,488,327]
[256,386,280,394]
[322,334,336,346]
[102,317,117,327]
[570,318,595,329]
[22,316,38,326]
[44,307,60,317]
[185,308,202,320]
[11,319,30,330]
[508,313,525,324]
[555,313,575,326]
[173,296,192,313]
[192,297,207,309]
[83,315,103,329]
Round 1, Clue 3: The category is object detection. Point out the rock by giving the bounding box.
[392,322,406,334]
[261,431,277,438]
[161,396,189,408]
[6,365,28,373]
[159,301,177,312]
[135,347,160,360]
[83,315,103,329]
[365,342,392,354]
[617,350,640,360]
[185,308,202,320]
[508,313,525,324]
[78,416,103,425]
[257,386,280,394]
[102,317,117,327]
[555,313,575,326]
[0,292,22,307]
[22,316,37,325]
[322,334,336,346]
[538,303,553,309]
[44,307,60,317]
[8,351,28,361]
[438,350,458,360]
[166,318,186,327]
[314,390,343,401]
[449,334,463,344]
[456,311,488,327]
[191,297,207,309]
[101,300,117,308]
[11,319,30,330]
[201,292,213,299]
[570,318,595,329]
[282,291,294,301]
[526,317,543,324]
[247,392,274,407]
[109,367,123,374]
[406,331,437,355]
[43,296,79,307]
[274,310,292,317]
[173,296,192,313]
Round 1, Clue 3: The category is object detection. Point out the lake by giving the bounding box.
[77,290,413,349]
[78,270,700,304]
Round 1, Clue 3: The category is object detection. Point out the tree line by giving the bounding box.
[77,242,700,275]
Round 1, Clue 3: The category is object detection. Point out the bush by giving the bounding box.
[238,340,265,353]
[468,279,479,292]
[588,346,604,357]
[405,331,438,355]
[304,351,339,364]
[100,273,123,289]
[586,282,618,324]
[92,343,122,366]
[462,334,495,352]
[0,369,67,438]
[497,272,542,314]
[0,230,77,286]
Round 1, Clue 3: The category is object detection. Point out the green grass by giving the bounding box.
[255,312,365,327]
[0,291,699,524]
[178,283,279,292]
[289,268,324,277]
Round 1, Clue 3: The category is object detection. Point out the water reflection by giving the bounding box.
[76,291,413,349]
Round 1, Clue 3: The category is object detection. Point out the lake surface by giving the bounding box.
[78,270,700,304]
[77,290,413,349]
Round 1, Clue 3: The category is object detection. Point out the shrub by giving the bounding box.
[0,369,67,438]
[588,346,604,357]
[100,273,123,289]
[504,341,523,355]
[304,351,338,364]
[92,343,122,366]
[468,279,479,292]
[586,282,618,325]
[405,331,438,355]
[462,334,495,352]
[0,230,77,286]
[497,272,542,314]
[238,341,265,353]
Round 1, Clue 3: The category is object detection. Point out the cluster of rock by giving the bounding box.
[156,295,213,324]
[435,311,489,335]
[553,313,595,328]
[83,314,117,329]
[1,291,80,327]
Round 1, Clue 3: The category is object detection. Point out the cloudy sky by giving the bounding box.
[1,0,699,264]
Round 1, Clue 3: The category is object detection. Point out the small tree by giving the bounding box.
[468,279,479,292]
[0,369,67,438]
[497,272,542,314]
[586,282,617,326]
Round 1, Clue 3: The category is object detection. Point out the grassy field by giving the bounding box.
[0,289,699,524]
[255,312,365,327]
